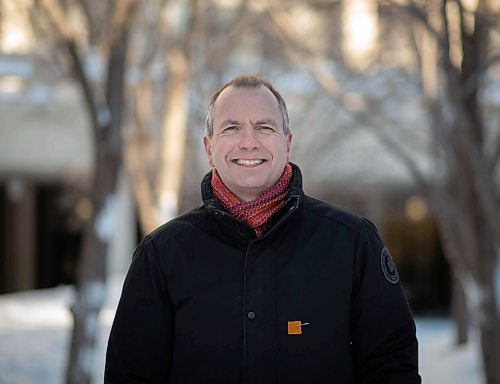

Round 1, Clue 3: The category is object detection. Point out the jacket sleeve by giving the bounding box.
[105,236,174,383]
[351,219,421,384]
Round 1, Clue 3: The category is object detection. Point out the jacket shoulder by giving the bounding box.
[147,205,210,245]
[301,195,370,234]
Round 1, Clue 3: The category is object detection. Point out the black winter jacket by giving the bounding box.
[105,165,420,383]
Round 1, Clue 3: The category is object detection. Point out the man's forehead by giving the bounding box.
[215,85,280,108]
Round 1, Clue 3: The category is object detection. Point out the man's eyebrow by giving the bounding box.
[252,119,278,127]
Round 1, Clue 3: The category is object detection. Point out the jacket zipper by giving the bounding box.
[209,196,301,383]
[242,242,250,384]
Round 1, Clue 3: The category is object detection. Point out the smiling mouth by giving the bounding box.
[232,159,265,167]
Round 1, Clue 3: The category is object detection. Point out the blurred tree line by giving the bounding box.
[15,0,500,383]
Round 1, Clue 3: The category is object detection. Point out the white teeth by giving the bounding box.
[235,159,263,166]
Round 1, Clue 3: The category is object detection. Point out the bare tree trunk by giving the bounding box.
[478,258,500,384]
[66,218,107,384]
[124,137,159,234]
[451,272,469,345]
[157,46,189,223]
[474,200,499,384]
[62,2,135,381]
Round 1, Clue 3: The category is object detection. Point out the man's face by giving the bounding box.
[204,86,292,202]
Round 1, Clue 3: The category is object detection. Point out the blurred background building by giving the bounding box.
[0,51,136,293]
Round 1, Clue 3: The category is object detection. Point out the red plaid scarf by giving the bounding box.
[211,164,293,237]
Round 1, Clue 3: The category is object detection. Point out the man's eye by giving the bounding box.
[257,126,275,133]
[222,126,238,133]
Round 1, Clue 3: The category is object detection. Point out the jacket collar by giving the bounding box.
[201,162,303,210]
[201,163,304,240]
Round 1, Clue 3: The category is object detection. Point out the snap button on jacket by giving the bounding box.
[105,165,421,383]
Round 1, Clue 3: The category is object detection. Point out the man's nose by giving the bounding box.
[238,127,260,150]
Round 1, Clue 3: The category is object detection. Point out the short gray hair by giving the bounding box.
[205,75,290,138]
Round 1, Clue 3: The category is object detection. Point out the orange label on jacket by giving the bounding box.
[288,321,302,335]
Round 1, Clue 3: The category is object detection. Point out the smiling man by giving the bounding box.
[105,75,421,383]
[204,83,292,202]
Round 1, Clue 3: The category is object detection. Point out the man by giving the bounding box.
[105,75,420,383]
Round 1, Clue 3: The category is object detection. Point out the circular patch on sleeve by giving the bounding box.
[381,248,400,284]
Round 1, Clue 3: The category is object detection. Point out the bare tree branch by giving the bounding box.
[39,0,74,39]
[263,4,430,190]
[386,0,443,42]
[64,39,101,134]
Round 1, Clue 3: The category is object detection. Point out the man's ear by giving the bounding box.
[203,136,215,168]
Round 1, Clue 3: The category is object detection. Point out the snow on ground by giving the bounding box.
[417,318,483,383]
[0,276,484,384]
